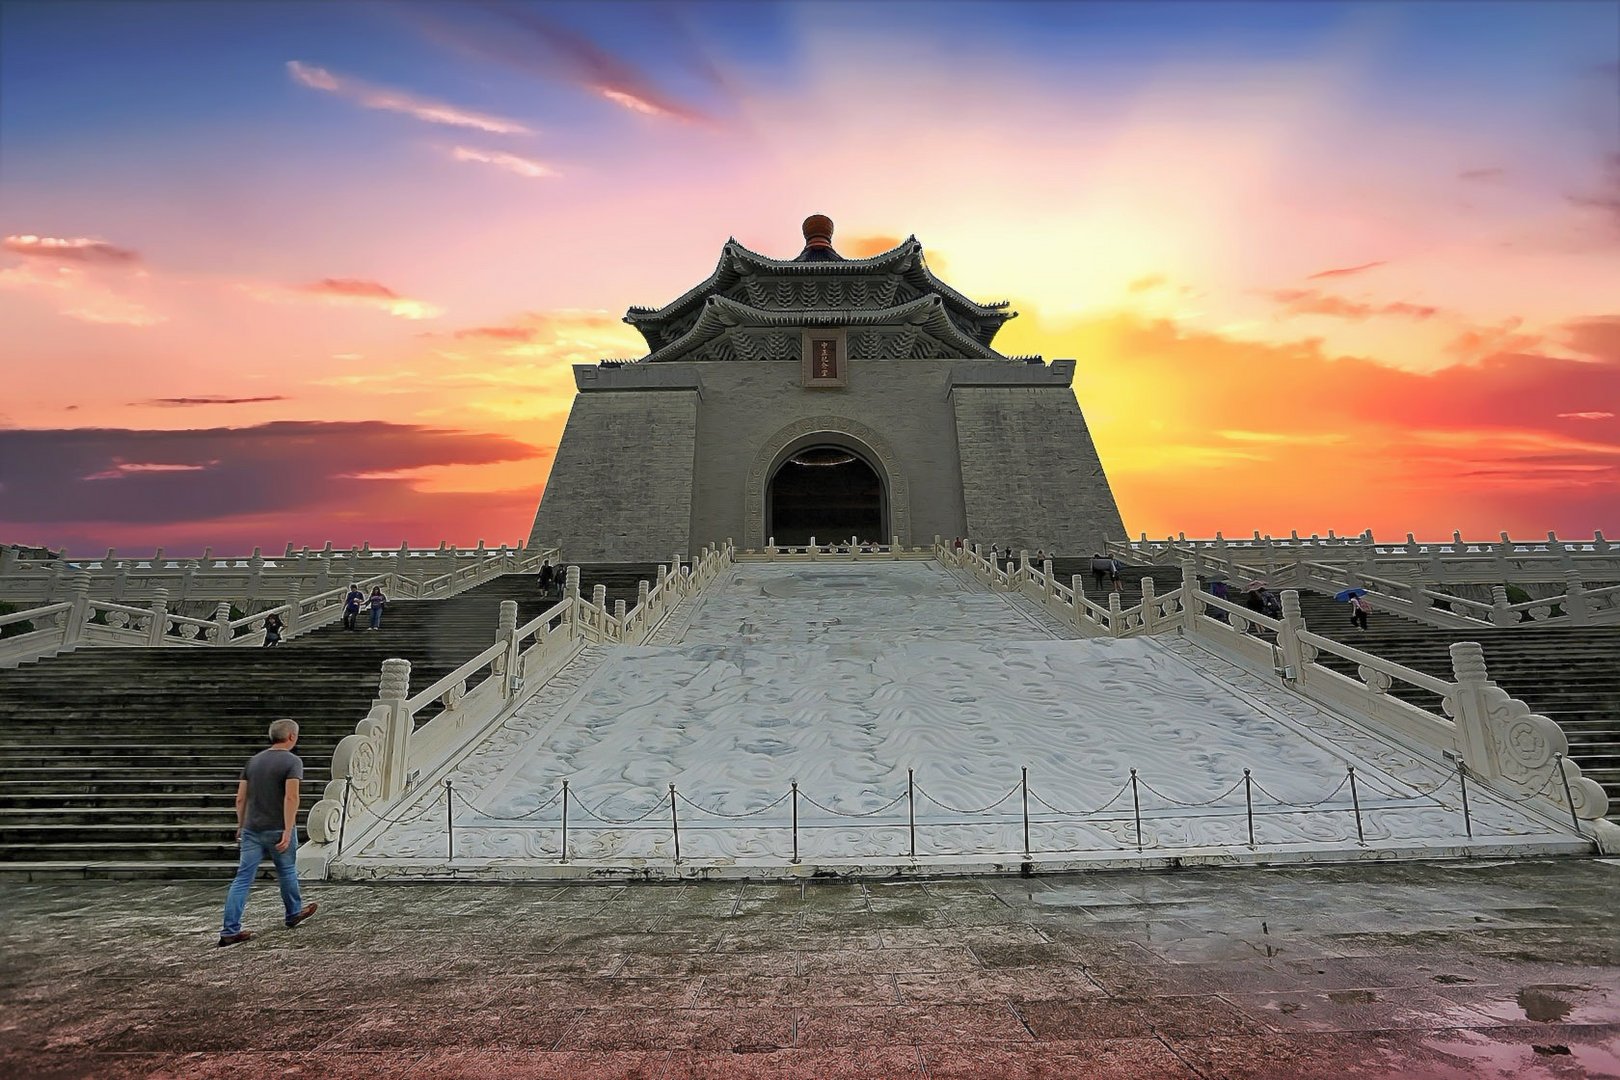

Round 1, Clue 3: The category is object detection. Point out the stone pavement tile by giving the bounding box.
[144,1050,428,1078]
[90,1008,363,1054]
[1418,1023,1620,1078]
[663,1046,925,1079]
[1430,981,1620,1026]
[1220,988,1488,1034]
[0,1051,178,1079]
[406,1049,672,1079]
[793,1004,1033,1048]
[693,973,901,1007]
[894,968,1101,1005]
[549,931,725,957]
[320,1005,580,1051]
[966,941,1078,969]
[919,1038,1197,1079]
[795,945,976,976]
[494,976,702,1008]
[560,1007,794,1052]
[1011,999,1155,1040]
[617,951,795,979]
[1164,1030,1486,1079]
[1141,995,1270,1039]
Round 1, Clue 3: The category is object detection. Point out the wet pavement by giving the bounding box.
[2,857,1618,1078]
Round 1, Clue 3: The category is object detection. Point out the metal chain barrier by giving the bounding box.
[1134,775,1248,809]
[673,789,792,819]
[914,782,1022,816]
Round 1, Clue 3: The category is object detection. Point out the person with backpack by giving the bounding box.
[262,611,283,647]
[1349,593,1372,631]
[538,560,555,597]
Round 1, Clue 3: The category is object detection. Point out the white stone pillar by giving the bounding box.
[1179,560,1200,634]
[1489,586,1514,627]
[377,658,413,799]
[283,583,302,638]
[565,566,581,602]
[495,600,518,688]
[212,601,233,645]
[1042,559,1055,601]
[1107,591,1123,637]
[1140,576,1156,631]
[1278,590,1306,683]
[1447,642,1499,780]
[1562,569,1589,625]
[144,588,169,645]
[592,584,607,611]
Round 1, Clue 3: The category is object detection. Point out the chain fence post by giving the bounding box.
[908,768,916,859]
[560,778,570,863]
[791,781,800,865]
[1555,754,1583,836]
[1243,769,1254,848]
[445,779,455,863]
[1130,769,1143,852]
[670,783,681,863]
[1455,762,1472,839]
[1347,767,1364,845]
[336,775,353,857]
[1021,766,1030,858]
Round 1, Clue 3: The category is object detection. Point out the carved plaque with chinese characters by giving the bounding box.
[801,328,848,388]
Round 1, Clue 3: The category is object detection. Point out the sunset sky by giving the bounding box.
[2,0,1617,554]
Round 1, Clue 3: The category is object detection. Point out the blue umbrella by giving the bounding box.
[1334,588,1367,602]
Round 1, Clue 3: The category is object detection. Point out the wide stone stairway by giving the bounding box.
[1289,591,1620,803]
[0,567,655,879]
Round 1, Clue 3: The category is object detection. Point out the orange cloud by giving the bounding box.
[1269,288,1438,321]
[1305,261,1385,280]
[287,60,531,135]
[0,263,163,326]
[4,235,140,265]
[1127,273,1168,293]
[241,277,444,320]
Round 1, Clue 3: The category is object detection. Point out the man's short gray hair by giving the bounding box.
[268,718,299,744]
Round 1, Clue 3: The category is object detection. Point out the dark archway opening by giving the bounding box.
[768,445,884,546]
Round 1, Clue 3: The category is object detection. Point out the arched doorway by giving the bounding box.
[767,444,886,545]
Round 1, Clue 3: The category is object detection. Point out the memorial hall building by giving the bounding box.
[529,215,1126,561]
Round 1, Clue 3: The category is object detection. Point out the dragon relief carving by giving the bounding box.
[1481,684,1609,819]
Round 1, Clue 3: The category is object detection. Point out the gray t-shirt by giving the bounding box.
[241,747,304,832]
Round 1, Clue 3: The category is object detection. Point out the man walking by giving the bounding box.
[218,718,316,946]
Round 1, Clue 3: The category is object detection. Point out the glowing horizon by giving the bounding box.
[2,0,1617,554]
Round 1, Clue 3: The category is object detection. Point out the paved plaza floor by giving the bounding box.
[3,858,1618,1078]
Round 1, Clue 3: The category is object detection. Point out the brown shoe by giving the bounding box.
[217,930,255,947]
[285,902,318,928]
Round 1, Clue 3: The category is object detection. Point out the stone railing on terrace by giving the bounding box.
[1109,530,1620,589]
[0,544,559,668]
[735,534,936,560]
[301,541,736,877]
[1124,541,1620,630]
[0,541,548,607]
[940,539,1614,853]
[938,541,1185,638]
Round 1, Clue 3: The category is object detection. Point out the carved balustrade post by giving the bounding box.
[0,546,16,576]
[283,582,302,638]
[657,565,669,594]
[1593,530,1609,554]
[394,542,410,582]
[63,569,93,648]
[146,588,170,646]
[1562,570,1589,625]
[178,561,198,604]
[111,560,129,602]
[592,585,607,613]
[1446,643,1499,780]
[1107,591,1123,637]
[1489,586,1515,627]
[891,534,901,558]
[495,600,518,690]
[766,536,777,560]
[1278,590,1306,683]
[244,547,265,610]
[1139,576,1156,631]
[637,579,650,613]
[1042,560,1054,601]
[613,599,627,640]
[1071,575,1087,628]
[1179,560,1200,634]
[376,659,413,800]
[565,566,581,604]
[212,602,233,646]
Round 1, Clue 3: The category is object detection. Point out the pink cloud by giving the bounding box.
[4,235,140,265]
[1269,288,1438,321]
[1305,261,1386,281]
[287,60,531,136]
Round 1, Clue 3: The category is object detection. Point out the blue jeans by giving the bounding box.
[220,827,302,935]
[369,606,382,629]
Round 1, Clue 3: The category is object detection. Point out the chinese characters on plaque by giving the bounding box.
[801,329,848,388]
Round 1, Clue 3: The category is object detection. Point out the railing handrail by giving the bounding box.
[0,601,71,627]
[406,639,509,714]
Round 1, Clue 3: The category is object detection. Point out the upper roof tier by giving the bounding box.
[620,216,1021,362]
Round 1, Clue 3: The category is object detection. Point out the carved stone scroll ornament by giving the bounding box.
[1481,684,1609,819]
[330,712,389,804]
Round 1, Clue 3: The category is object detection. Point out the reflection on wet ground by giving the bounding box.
[2,857,1617,1077]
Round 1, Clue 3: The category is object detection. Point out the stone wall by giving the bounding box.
[527,391,698,561]
[953,386,1124,555]
[530,359,1126,560]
